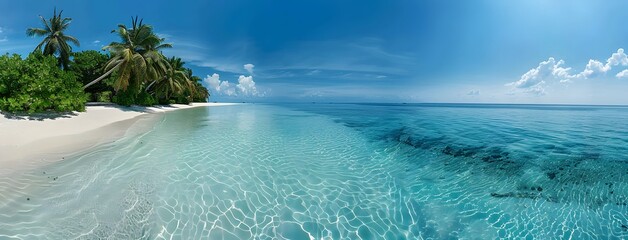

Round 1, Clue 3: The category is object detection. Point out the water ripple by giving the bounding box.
[0,104,626,239]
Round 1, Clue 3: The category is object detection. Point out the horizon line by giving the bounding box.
[216,101,628,107]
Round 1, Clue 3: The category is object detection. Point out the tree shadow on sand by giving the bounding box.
[1,111,79,121]
[1,103,194,121]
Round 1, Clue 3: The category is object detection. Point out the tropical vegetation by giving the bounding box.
[67,50,112,101]
[0,53,87,113]
[26,8,79,70]
[0,10,209,113]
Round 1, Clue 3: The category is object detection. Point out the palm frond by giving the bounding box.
[62,35,80,47]
[60,18,72,30]
[38,15,52,32]
[26,28,49,37]
[28,8,79,67]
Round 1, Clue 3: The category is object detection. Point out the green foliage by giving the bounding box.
[0,55,21,98]
[68,50,111,93]
[9,14,211,112]
[0,53,87,113]
[112,88,155,106]
[137,91,157,106]
[111,89,135,107]
[153,64,209,104]
[171,81,209,104]
[191,81,210,102]
[94,91,113,102]
[102,16,170,92]
[26,8,80,69]
[153,57,188,103]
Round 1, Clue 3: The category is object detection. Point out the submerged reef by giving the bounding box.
[381,126,628,208]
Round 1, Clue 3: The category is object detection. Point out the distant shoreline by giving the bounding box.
[0,103,238,175]
[266,102,628,108]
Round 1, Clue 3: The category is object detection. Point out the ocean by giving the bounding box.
[0,103,626,239]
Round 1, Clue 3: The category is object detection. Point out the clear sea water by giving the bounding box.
[0,103,627,239]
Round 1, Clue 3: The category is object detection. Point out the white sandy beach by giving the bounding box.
[0,103,236,174]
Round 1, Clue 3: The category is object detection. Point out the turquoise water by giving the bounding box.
[0,103,627,239]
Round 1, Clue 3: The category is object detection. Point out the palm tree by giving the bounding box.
[192,81,210,102]
[186,70,209,102]
[26,8,80,69]
[83,17,170,91]
[152,57,193,102]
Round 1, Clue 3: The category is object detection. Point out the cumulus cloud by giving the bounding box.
[576,48,627,79]
[236,75,258,96]
[507,57,573,89]
[222,83,236,96]
[578,59,610,79]
[205,73,221,89]
[607,48,628,67]
[244,63,255,74]
[204,73,236,96]
[617,69,628,78]
[204,73,262,97]
[524,82,546,96]
[507,48,628,96]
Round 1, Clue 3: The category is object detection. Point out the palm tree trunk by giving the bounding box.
[145,80,157,92]
[83,63,120,90]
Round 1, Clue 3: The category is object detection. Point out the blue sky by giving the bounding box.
[1,0,628,104]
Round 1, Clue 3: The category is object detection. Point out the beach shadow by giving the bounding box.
[1,103,194,121]
[120,104,177,113]
[87,102,157,114]
[1,111,78,121]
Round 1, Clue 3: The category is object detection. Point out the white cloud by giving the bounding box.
[244,64,255,74]
[524,82,546,96]
[91,40,102,47]
[467,90,480,96]
[0,27,3,33]
[607,48,628,67]
[205,73,221,89]
[204,73,262,97]
[508,48,628,96]
[577,48,628,79]
[221,82,236,96]
[507,57,573,90]
[617,69,628,78]
[204,73,236,96]
[236,75,258,96]
[578,59,610,78]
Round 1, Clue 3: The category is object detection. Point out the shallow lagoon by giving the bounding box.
[0,103,627,239]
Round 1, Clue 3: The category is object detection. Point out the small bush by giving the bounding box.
[0,53,87,113]
[111,89,135,107]
[136,91,156,106]
[112,89,156,106]
[94,91,113,102]
[67,50,112,94]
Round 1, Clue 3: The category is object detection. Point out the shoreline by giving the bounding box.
[0,102,237,175]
